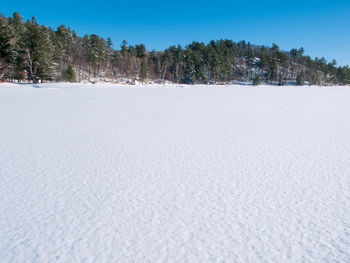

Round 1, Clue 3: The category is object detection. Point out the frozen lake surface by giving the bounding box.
[1,83,350,262]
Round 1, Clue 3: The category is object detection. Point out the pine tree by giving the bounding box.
[63,65,76,82]
[22,17,56,82]
[0,17,14,79]
[106,37,113,49]
[267,58,278,82]
[135,44,146,58]
[139,59,148,83]
[83,34,106,79]
[296,72,304,86]
[184,50,196,83]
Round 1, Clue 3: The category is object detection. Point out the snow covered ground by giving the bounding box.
[1,83,350,262]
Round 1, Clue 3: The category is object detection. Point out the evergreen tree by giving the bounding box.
[135,44,146,58]
[184,50,196,83]
[63,65,76,82]
[0,17,14,79]
[106,37,113,49]
[267,58,278,82]
[296,72,304,86]
[22,17,56,82]
[139,59,148,83]
[83,34,106,78]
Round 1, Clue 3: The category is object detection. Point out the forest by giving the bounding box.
[1,12,350,85]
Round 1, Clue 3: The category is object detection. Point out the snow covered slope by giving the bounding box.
[1,83,350,262]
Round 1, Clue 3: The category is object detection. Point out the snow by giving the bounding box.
[1,83,350,262]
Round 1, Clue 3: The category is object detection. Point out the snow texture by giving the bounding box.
[1,83,350,262]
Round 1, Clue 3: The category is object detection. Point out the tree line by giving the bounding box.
[1,12,350,85]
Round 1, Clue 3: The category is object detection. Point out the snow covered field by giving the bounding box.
[1,83,350,262]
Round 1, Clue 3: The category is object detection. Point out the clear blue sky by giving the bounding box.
[2,0,350,66]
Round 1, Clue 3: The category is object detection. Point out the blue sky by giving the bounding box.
[2,0,350,65]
